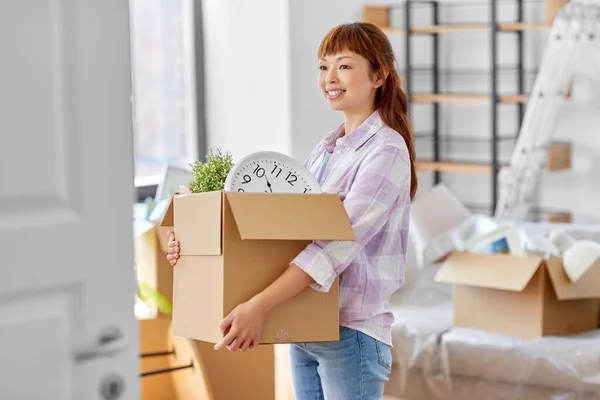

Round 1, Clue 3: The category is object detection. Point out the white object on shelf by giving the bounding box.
[549,229,600,283]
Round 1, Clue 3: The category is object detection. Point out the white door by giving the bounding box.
[0,1,138,399]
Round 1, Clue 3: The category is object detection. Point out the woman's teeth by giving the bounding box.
[327,90,345,98]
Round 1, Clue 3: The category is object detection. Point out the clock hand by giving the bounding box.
[265,176,273,193]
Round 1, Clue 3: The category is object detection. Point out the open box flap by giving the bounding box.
[224,192,355,241]
[173,191,223,256]
[546,257,600,300]
[157,198,175,253]
[434,251,543,292]
[159,197,175,228]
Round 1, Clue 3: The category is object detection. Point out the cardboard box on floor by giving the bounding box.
[435,252,600,338]
[134,220,174,314]
[160,191,355,344]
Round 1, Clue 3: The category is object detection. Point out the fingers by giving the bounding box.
[166,252,178,267]
[166,232,179,255]
[239,339,252,352]
[214,330,236,351]
[218,313,234,334]
[227,338,241,352]
[214,329,257,352]
[166,255,178,268]
[166,232,180,266]
[167,241,179,253]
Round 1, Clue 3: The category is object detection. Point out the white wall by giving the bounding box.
[203,0,600,222]
[202,0,291,161]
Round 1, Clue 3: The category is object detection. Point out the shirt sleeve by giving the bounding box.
[291,143,411,292]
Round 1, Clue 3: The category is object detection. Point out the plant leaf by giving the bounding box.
[188,148,234,193]
[137,280,173,317]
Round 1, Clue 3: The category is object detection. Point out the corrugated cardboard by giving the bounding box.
[192,340,276,400]
[435,252,600,338]
[161,191,355,344]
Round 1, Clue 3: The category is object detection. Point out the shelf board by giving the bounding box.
[415,141,570,173]
[415,160,501,174]
[414,133,518,142]
[410,93,529,104]
[382,22,549,34]
[399,65,539,76]
[498,22,549,31]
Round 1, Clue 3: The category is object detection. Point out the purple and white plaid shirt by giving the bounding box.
[291,110,411,347]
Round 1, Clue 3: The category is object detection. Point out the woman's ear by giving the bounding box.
[374,67,389,89]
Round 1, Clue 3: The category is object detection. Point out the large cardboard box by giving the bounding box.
[435,252,600,338]
[161,191,355,344]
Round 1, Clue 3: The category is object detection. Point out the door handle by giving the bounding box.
[74,326,130,363]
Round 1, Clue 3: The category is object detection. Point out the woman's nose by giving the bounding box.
[327,71,338,84]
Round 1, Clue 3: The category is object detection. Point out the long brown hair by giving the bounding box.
[318,22,418,200]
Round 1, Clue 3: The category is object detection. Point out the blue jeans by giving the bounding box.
[290,326,392,400]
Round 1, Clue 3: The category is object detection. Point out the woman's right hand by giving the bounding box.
[166,231,180,266]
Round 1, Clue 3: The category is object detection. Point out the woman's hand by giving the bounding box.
[166,231,180,266]
[214,298,267,352]
[213,264,314,352]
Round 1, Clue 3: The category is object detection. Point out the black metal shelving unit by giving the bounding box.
[403,0,530,214]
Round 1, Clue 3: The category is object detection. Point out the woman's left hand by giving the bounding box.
[214,298,266,352]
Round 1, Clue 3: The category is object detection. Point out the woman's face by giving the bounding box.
[318,51,381,113]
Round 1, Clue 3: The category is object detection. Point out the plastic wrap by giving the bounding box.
[385,223,600,400]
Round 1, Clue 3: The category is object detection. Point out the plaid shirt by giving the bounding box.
[291,110,411,347]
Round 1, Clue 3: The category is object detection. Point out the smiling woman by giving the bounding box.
[168,21,418,400]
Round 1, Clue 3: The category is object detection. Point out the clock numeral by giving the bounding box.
[238,188,245,192]
[286,171,297,186]
[253,164,266,178]
[242,175,251,184]
[303,188,309,193]
[271,165,283,178]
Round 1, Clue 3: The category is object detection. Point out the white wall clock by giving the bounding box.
[224,151,322,194]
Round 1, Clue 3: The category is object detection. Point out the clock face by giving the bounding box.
[224,151,322,194]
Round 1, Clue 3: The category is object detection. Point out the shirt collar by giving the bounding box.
[322,110,384,152]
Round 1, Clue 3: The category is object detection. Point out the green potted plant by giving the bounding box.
[187,148,234,193]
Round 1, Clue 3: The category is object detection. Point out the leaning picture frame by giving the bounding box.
[154,164,194,203]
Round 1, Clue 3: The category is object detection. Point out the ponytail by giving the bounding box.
[376,65,418,200]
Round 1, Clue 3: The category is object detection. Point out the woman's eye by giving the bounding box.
[340,65,350,69]
[319,65,327,70]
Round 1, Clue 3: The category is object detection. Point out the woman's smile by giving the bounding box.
[326,88,346,100]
